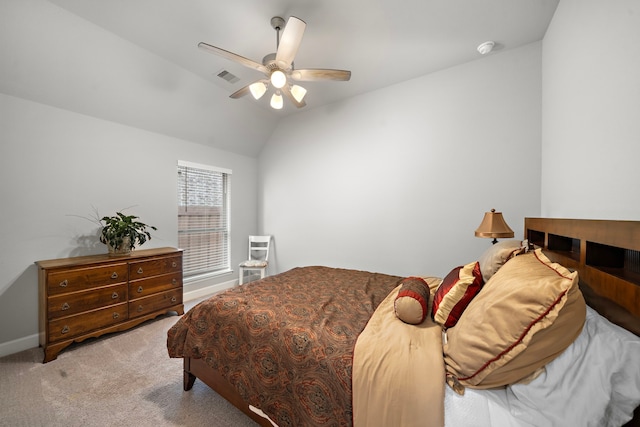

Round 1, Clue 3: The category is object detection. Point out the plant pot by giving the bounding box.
[107,236,132,256]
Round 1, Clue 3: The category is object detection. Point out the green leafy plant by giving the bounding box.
[99,212,157,252]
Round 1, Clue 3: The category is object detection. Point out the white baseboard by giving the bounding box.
[0,278,238,359]
[0,333,39,359]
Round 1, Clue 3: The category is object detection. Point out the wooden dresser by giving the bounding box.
[36,247,184,363]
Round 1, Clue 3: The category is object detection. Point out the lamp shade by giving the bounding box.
[475,209,514,243]
[290,84,307,103]
[270,92,283,110]
[249,82,267,100]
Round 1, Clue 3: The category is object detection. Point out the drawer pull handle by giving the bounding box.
[137,305,143,312]
[113,312,119,319]
[112,292,118,299]
[59,279,68,288]
[61,325,70,334]
[111,272,118,279]
[61,302,70,311]
[172,279,177,285]
[137,286,143,293]
[171,296,177,303]
[137,267,143,275]
[172,262,177,268]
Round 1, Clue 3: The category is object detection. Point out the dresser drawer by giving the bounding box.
[47,284,128,320]
[47,264,128,296]
[129,255,182,279]
[48,303,128,342]
[129,272,182,298]
[129,288,182,319]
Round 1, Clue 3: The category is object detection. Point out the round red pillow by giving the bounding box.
[394,277,430,324]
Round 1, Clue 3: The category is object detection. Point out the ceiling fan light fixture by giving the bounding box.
[270,92,284,109]
[290,85,307,103]
[249,81,267,100]
[199,16,351,111]
[270,70,287,89]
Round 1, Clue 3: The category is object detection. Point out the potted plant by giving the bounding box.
[99,212,157,256]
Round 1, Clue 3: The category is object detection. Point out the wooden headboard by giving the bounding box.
[524,218,640,426]
[524,218,640,334]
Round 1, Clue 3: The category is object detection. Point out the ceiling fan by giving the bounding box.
[198,16,351,110]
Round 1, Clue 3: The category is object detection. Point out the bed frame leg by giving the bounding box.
[183,358,196,391]
[184,371,196,390]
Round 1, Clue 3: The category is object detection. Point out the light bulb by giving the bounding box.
[249,82,267,100]
[290,85,307,103]
[270,92,283,110]
[270,70,287,89]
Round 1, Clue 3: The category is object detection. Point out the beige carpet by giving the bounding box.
[0,301,258,427]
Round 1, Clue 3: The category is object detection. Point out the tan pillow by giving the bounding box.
[477,239,526,282]
[443,249,586,390]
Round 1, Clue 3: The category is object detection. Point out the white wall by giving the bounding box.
[541,0,640,219]
[259,43,543,278]
[0,0,262,357]
[0,93,258,355]
[0,0,275,157]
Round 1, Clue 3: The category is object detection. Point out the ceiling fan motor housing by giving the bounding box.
[262,53,278,69]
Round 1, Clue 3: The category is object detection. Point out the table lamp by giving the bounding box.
[475,208,514,244]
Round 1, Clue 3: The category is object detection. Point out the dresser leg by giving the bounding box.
[43,346,60,363]
[176,304,185,316]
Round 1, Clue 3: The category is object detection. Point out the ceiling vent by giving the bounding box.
[216,69,240,84]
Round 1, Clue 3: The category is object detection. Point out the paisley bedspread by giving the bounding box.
[167,265,404,426]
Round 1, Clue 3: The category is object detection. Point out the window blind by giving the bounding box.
[177,161,231,277]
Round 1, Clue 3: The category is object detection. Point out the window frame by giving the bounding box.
[177,160,232,281]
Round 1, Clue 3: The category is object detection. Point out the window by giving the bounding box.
[177,160,231,278]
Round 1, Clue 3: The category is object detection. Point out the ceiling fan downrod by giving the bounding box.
[271,16,285,49]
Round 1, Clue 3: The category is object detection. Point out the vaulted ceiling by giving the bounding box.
[4,1,559,156]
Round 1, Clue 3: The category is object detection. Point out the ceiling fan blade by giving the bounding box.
[230,78,270,99]
[229,84,252,99]
[275,16,306,70]
[198,42,269,74]
[282,85,306,108]
[291,69,351,82]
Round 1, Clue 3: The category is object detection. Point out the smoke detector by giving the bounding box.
[477,41,495,55]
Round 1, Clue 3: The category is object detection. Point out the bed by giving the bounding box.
[167,218,640,426]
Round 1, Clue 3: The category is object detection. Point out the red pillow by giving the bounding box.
[394,277,430,324]
[432,262,484,328]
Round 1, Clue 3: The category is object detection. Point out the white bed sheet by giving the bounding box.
[445,385,522,427]
[444,306,640,427]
